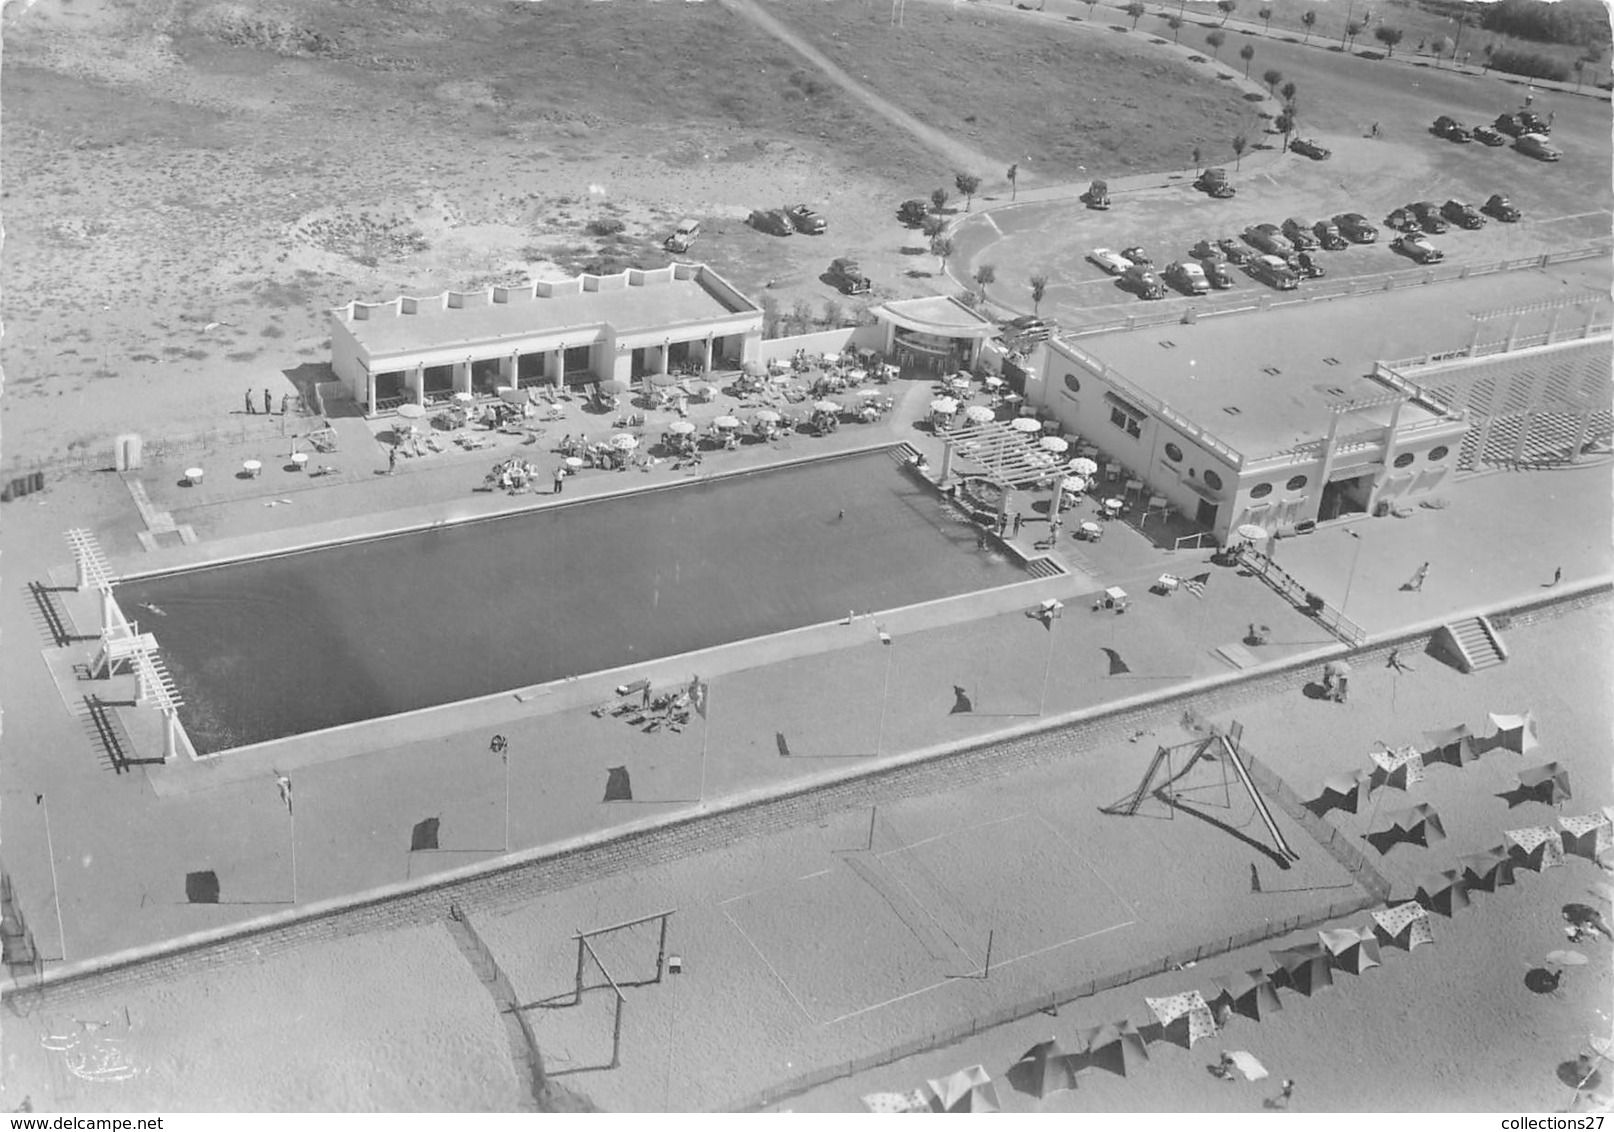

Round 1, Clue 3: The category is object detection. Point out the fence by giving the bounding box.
[1236,545,1367,646]
[5,405,323,480]
[1240,751,1394,901]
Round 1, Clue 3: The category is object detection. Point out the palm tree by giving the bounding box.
[1258,5,1273,33]
[1206,29,1226,58]
[1030,273,1048,315]
[1281,79,1297,103]
[1006,163,1019,200]
[932,237,955,276]
[1125,1,1146,29]
[973,264,996,299]
[1262,67,1282,93]
[1192,144,1204,173]
[1300,10,1316,43]
[1231,132,1248,170]
[1168,14,1184,41]
[1240,43,1256,76]
[1216,0,1236,26]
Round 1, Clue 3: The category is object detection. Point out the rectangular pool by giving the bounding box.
[116,449,1030,754]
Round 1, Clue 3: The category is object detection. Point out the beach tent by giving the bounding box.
[926,1065,1000,1112]
[1368,803,1447,853]
[1559,813,1614,861]
[1486,710,1539,755]
[861,1090,929,1113]
[1318,927,1381,975]
[1458,846,1516,892]
[1307,771,1367,817]
[1371,901,1435,951]
[1078,1021,1150,1077]
[1506,826,1567,872]
[1517,762,1573,807]
[1144,990,1219,1048]
[1367,744,1426,792]
[1006,1039,1080,1099]
[1269,944,1334,996]
[1414,869,1472,917]
[1421,723,1479,768]
[1209,969,1282,1023]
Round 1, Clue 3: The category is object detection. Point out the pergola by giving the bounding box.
[939,420,1063,489]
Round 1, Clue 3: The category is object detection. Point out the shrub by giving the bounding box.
[1487,46,1571,81]
[587,218,625,237]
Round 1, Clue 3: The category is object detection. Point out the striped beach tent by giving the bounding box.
[1371,901,1436,950]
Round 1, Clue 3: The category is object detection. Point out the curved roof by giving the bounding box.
[874,296,997,338]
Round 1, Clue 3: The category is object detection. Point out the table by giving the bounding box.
[1078,521,1102,540]
[243,460,262,478]
[291,453,309,471]
[1103,497,1124,517]
[185,467,204,486]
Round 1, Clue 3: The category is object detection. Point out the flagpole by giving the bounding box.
[290,807,298,905]
[1037,613,1057,715]
[875,633,894,754]
[38,795,66,963]
[697,680,711,807]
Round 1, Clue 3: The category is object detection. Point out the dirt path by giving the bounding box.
[716,0,1002,179]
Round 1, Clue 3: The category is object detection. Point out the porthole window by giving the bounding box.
[1250,482,1273,499]
[1164,442,1184,462]
[1286,474,1308,491]
[1393,452,1415,469]
[1063,373,1082,393]
[1428,446,1449,461]
[1203,469,1224,491]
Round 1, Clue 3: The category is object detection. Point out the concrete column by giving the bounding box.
[501,353,517,387]
[454,360,473,396]
[549,348,564,387]
[1315,406,1345,500]
[1504,313,1524,351]
[1544,308,1562,345]
[939,437,955,483]
[656,344,669,376]
[410,364,426,407]
[1568,412,1592,464]
[366,370,377,417]
[164,710,180,763]
[703,337,714,373]
[1513,411,1534,460]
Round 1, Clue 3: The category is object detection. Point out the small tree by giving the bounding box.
[823,298,843,328]
[1344,19,1364,50]
[932,236,955,275]
[1281,79,1297,103]
[1216,0,1236,26]
[1029,273,1048,315]
[1125,1,1146,29]
[1481,42,1494,72]
[1231,132,1248,170]
[1258,5,1272,32]
[1275,109,1295,147]
[1263,67,1282,93]
[930,186,950,213]
[790,298,814,336]
[1168,14,1184,41]
[759,294,782,339]
[1240,43,1256,76]
[1300,10,1316,42]
[1006,163,1019,200]
[1373,26,1403,57]
[1206,29,1226,58]
[1573,57,1587,90]
[954,172,981,211]
[973,264,996,299]
[922,215,946,240]
[1429,34,1451,67]
[1192,144,1204,173]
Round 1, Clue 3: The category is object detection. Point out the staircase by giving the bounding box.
[1433,615,1508,673]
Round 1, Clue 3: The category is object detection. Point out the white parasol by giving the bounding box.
[564,456,584,468]
[964,405,995,424]
[668,420,696,435]
[930,397,959,415]
[396,403,427,419]
[453,391,474,405]
[1010,417,1043,433]
[713,415,740,429]
[857,388,884,399]
[814,399,843,413]
[1237,523,1270,542]
[1068,457,1099,476]
[1040,436,1069,453]
[1061,475,1087,493]
[755,409,782,423]
[611,433,640,451]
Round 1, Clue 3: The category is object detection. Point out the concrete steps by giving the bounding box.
[1433,615,1508,673]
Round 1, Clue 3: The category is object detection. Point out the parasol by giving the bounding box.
[564,456,584,468]
[598,379,627,395]
[1324,660,1352,678]
[984,375,1004,387]
[857,388,884,399]
[755,409,782,423]
[1040,436,1069,453]
[1237,523,1269,542]
[1010,417,1043,433]
[930,397,959,415]
[964,405,995,424]
[668,420,696,435]
[396,403,426,419]
[1061,475,1087,493]
[649,371,681,387]
[814,399,843,413]
[1069,456,1098,476]
[611,433,640,450]
[713,416,740,429]
[1546,950,1589,967]
[741,361,767,378]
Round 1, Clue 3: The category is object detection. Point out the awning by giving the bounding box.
[1103,391,1149,419]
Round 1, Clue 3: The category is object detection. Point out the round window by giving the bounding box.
[1286,474,1309,491]
[1393,452,1415,469]
[1428,445,1449,461]
[1163,442,1184,462]
[1250,482,1273,499]
[1203,469,1224,491]
[1063,373,1081,393]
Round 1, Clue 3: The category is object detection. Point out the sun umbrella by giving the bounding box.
[814,399,842,413]
[1324,660,1352,678]
[649,371,681,387]
[1010,417,1043,433]
[1069,456,1098,476]
[856,388,883,399]
[1237,522,1269,541]
[668,420,696,434]
[755,409,781,423]
[984,375,1004,387]
[396,403,426,419]
[611,433,639,450]
[1040,436,1069,453]
[741,361,767,378]
[1546,950,1589,968]
[929,397,959,415]
[1062,475,1087,493]
[564,456,584,469]
[598,379,627,395]
[964,405,995,423]
[713,416,740,429]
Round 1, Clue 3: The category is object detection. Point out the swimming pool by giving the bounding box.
[116,449,1031,754]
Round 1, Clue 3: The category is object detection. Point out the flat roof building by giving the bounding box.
[869,296,999,375]
[328,263,763,415]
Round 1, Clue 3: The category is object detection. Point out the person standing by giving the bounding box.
[281,393,292,416]
[1549,566,1562,587]
[552,466,566,494]
[1274,1079,1295,1109]
[386,446,398,475]
[1408,562,1430,592]
[1012,512,1024,536]
[263,388,273,414]
[245,388,256,414]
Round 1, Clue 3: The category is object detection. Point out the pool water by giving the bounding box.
[116,449,1029,753]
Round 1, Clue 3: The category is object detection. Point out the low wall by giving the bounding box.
[754,325,884,365]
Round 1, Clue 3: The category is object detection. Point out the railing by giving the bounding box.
[1172,531,1217,552]
[1237,546,1368,646]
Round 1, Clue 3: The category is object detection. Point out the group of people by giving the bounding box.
[245,388,293,416]
[485,457,541,494]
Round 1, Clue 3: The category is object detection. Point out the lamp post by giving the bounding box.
[36,794,66,962]
[490,735,510,852]
[874,630,895,756]
[1341,528,1364,616]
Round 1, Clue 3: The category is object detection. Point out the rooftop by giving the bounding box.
[1059,268,1610,458]
[875,295,998,336]
[332,264,757,361]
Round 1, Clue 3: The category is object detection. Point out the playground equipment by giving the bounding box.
[568,909,677,1071]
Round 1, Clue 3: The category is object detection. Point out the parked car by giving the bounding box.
[1243,224,1293,257]
[1195,167,1236,198]
[1280,218,1321,251]
[897,199,930,226]
[1163,260,1210,295]
[1312,219,1347,250]
[786,205,827,234]
[1334,213,1379,243]
[1088,247,1132,275]
[1441,199,1486,229]
[1483,193,1522,222]
[1385,206,1421,232]
[664,218,701,253]
[1392,233,1444,263]
[1216,237,1257,264]
[1121,246,1153,267]
[1409,201,1449,233]
[1205,259,1234,289]
[1516,133,1562,161]
[1001,314,1053,345]
[1190,238,1226,263]
[1291,251,1325,278]
[1247,254,1299,290]
[1121,264,1167,299]
[1084,180,1111,210]
[1290,137,1332,160]
[827,257,871,295]
[1473,124,1507,147]
[1432,115,1473,142]
[1495,110,1550,137]
[749,209,794,236]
